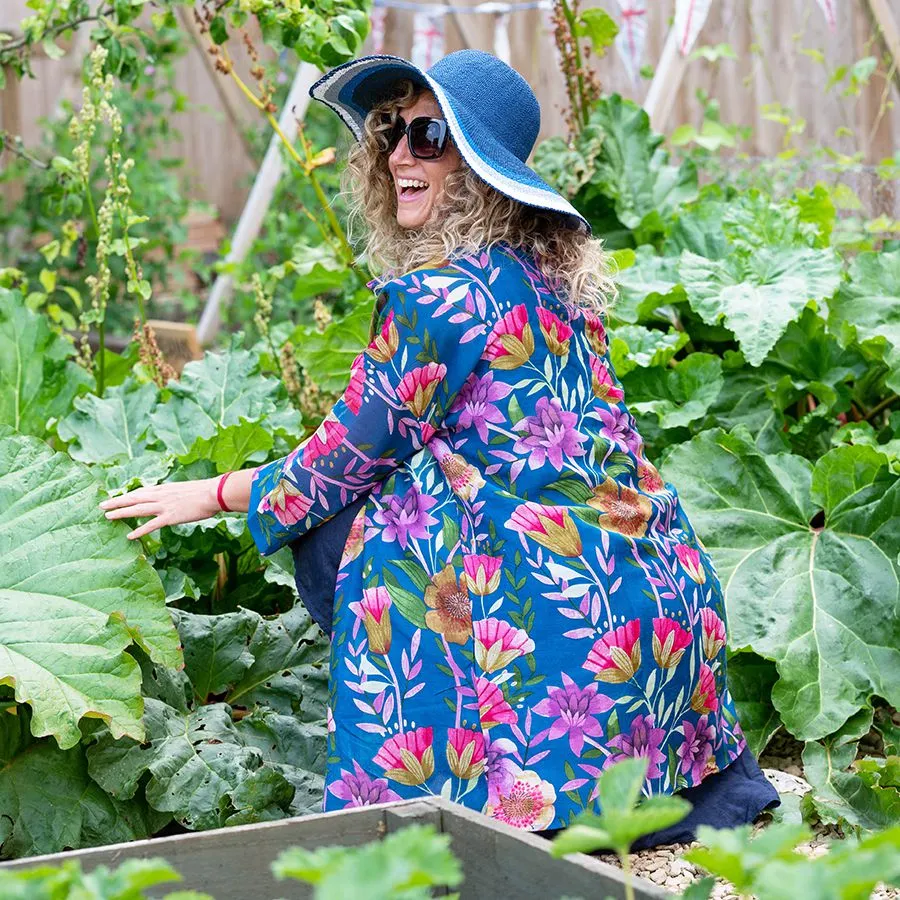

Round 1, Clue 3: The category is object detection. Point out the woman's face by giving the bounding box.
[387,90,461,230]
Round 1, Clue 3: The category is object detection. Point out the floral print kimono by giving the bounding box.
[247,241,747,832]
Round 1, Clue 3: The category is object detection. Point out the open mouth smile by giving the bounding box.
[397,177,430,202]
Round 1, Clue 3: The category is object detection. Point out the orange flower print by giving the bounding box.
[506,502,583,557]
[637,460,666,494]
[587,478,653,538]
[366,309,399,363]
[373,726,435,786]
[483,304,535,369]
[474,618,535,672]
[690,663,719,714]
[651,617,692,669]
[446,727,486,780]
[348,586,392,655]
[583,619,641,683]
[484,765,556,830]
[537,307,573,356]
[397,362,447,417]
[700,609,726,660]
[674,543,706,584]
[424,565,473,645]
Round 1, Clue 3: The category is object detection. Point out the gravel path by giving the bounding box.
[580,729,899,898]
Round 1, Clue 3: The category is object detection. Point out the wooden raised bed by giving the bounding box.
[0,796,672,900]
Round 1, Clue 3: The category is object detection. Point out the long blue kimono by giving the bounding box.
[247,241,749,830]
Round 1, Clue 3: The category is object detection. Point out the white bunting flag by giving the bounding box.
[673,0,714,56]
[615,0,648,85]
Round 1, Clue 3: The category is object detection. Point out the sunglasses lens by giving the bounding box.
[409,118,446,159]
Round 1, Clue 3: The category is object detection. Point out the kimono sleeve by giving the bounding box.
[247,269,490,556]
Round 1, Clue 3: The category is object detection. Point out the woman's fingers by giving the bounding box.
[125,515,167,541]
[103,502,160,520]
[99,491,153,510]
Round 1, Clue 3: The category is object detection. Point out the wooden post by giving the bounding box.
[643,26,687,133]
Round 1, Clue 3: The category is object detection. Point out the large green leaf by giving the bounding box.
[828,249,900,391]
[147,334,288,457]
[726,652,782,756]
[0,290,93,438]
[609,324,689,377]
[623,352,723,429]
[0,430,182,748]
[585,94,698,237]
[662,429,900,740]
[0,734,169,859]
[678,248,843,366]
[290,299,375,394]
[86,700,325,829]
[611,247,684,325]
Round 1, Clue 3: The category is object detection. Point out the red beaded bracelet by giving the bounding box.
[216,471,234,512]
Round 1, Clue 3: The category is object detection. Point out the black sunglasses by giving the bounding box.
[382,114,450,160]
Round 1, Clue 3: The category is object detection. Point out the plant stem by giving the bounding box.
[863,393,899,422]
[558,0,589,128]
[619,850,636,900]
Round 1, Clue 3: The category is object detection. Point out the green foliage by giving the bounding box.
[273,823,464,899]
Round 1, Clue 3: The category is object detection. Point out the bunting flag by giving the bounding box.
[815,0,837,30]
[614,0,648,85]
[369,5,387,53]
[493,11,512,64]
[673,0,714,56]
[411,11,445,69]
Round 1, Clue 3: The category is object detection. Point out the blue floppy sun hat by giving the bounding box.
[309,49,590,234]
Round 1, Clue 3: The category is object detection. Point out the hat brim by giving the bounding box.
[310,55,590,234]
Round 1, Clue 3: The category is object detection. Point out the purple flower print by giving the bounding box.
[533,672,615,755]
[677,715,716,785]
[373,485,438,549]
[606,714,666,779]
[597,407,633,451]
[327,759,402,808]
[513,396,587,471]
[450,372,513,442]
[485,735,519,805]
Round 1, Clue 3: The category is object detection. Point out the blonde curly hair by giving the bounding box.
[339,79,616,316]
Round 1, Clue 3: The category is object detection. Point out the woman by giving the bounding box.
[99,49,777,841]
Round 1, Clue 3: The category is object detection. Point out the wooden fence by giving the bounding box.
[2,0,898,224]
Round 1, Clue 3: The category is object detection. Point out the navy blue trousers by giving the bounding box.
[289,499,780,847]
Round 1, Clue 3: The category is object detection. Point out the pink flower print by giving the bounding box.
[484,765,556,830]
[449,371,512,442]
[532,672,615,755]
[438,452,486,502]
[677,715,716,785]
[637,460,666,494]
[373,726,435,786]
[366,309,399,363]
[262,477,312,527]
[463,554,503,595]
[513,396,588,472]
[302,414,348,466]
[590,355,624,402]
[583,619,642,683]
[344,354,365,415]
[339,507,366,568]
[690,663,719,714]
[373,486,438,549]
[484,736,518,804]
[584,310,608,355]
[506,502,583,557]
[537,307,573,356]
[674,543,707,584]
[651,617,692,669]
[700,608,726,660]
[468,675,518,729]
[326,704,335,733]
[327,759,402,808]
[482,304,535,369]
[446,727,487,780]
[606,714,666,779]
[397,362,447,417]
[348,586,392,655]
[473,618,535,672]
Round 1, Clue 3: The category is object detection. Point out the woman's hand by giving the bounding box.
[98,477,223,541]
